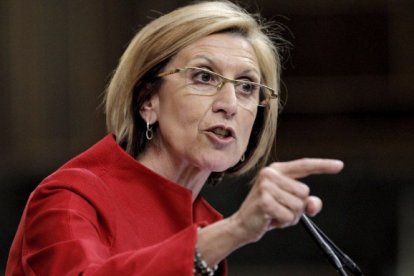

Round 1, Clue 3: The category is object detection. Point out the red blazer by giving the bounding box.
[7,135,226,275]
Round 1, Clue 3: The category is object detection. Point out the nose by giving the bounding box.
[212,81,238,117]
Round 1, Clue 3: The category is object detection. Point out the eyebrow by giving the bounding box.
[190,54,261,78]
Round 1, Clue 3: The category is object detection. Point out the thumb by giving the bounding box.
[305,196,323,217]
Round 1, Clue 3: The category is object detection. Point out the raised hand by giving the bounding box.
[230,158,344,243]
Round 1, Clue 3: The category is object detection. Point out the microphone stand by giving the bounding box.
[300,215,363,276]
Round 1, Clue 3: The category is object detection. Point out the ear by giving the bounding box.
[139,93,159,125]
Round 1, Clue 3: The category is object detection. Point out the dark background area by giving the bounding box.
[1,1,413,275]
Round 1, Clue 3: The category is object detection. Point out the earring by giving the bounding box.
[240,153,245,162]
[146,122,153,140]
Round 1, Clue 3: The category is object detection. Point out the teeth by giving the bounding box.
[212,128,229,137]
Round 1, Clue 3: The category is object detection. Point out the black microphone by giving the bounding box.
[300,215,363,276]
[305,215,364,275]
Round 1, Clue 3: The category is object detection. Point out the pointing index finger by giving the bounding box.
[270,158,344,179]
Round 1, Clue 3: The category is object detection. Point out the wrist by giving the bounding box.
[194,245,218,276]
[227,212,264,244]
[195,217,249,269]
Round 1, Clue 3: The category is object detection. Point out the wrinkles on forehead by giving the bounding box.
[168,33,260,79]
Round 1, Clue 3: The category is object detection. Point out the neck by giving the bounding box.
[137,146,211,202]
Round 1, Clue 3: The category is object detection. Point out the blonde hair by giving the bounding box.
[105,0,283,182]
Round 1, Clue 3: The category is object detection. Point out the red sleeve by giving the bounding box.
[6,171,201,276]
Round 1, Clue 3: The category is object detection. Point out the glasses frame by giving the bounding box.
[157,66,278,107]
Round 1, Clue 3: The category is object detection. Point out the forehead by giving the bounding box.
[172,33,259,70]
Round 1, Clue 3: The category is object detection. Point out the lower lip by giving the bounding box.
[204,131,235,145]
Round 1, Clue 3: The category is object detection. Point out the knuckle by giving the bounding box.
[268,162,286,174]
[268,161,280,169]
[259,194,274,212]
[259,166,282,182]
[299,158,312,169]
[280,212,295,228]
[256,179,272,192]
[259,167,279,179]
[292,200,306,213]
[300,184,310,197]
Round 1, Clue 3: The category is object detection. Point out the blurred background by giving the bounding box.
[1,0,413,275]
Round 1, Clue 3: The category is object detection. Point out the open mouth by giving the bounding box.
[209,127,234,139]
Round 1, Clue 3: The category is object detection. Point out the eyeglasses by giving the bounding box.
[157,67,278,109]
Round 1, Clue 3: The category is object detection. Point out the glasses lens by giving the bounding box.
[233,81,259,109]
[184,68,218,95]
[258,87,272,107]
[182,67,273,108]
[235,83,273,108]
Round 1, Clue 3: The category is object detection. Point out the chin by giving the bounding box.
[201,156,240,173]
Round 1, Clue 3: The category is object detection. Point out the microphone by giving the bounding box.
[300,215,363,276]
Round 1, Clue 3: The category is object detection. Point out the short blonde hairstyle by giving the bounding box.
[105,0,283,182]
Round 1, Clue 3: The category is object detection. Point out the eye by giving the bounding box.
[191,68,218,85]
[236,81,258,96]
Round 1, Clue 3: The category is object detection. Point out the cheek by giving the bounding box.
[240,110,258,145]
[158,95,209,136]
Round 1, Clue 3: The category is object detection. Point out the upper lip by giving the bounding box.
[205,124,236,139]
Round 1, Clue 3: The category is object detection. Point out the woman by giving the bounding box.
[6,1,343,275]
